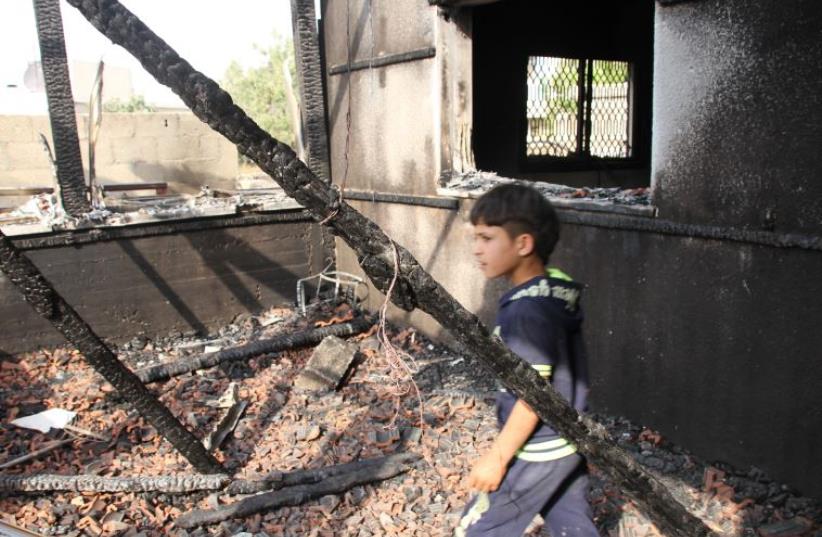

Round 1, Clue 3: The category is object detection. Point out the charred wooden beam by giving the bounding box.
[176,453,419,528]
[291,0,331,184]
[33,0,91,216]
[291,0,336,267]
[64,2,716,534]
[0,230,223,474]
[0,453,420,495]
[225,452,421,495]
[0,473,230,493]
[136,318,373,384]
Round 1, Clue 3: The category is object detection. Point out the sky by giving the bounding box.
[0,0,302,108]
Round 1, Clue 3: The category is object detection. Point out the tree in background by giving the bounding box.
[222,36,297,149]
[103,95,156,113]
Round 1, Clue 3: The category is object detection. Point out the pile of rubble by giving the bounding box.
[0,186,300,236]
[0,303,819,536]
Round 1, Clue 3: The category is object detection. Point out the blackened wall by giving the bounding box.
[552,223,822,499]
[0,220,323,354]
[652,0,822,235]
[560,0,822,498]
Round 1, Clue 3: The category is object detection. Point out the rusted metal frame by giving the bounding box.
[328,47,437,75]
[344,190,459,210]
[33,0,91,216]
[557,209,822,251]
[9,209,313,251]
[0,229,223,474]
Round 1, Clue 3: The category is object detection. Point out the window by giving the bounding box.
[526,57,632,160]
[471,1,653,189]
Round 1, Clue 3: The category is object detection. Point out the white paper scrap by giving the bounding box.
[11,408,77,433]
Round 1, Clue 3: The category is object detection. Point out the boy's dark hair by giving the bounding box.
[470,183,560,263]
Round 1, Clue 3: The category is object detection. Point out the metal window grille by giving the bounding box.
[526,56,631,159]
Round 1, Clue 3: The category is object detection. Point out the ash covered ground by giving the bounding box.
[0,302,819,536]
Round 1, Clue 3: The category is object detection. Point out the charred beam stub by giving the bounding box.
[33,0,91,216]
[0,229,223,475]
[63,2,716,534]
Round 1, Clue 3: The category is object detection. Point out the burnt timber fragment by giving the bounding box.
[135,318,372,384]
[0,229,223,475]
[176,453,420,528]
[224,452,422,495]
[0,453,420,496]
[64,1,716,534]
[32,0,91,216]
[0,474,230,493]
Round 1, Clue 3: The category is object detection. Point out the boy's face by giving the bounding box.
[472,222,531,280]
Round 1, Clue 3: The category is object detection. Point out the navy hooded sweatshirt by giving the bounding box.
[493,268,589,462]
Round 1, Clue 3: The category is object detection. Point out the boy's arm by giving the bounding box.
[468,303,557,492]
[468,400,540,492]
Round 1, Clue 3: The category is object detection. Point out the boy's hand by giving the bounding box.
[468,450,507,492]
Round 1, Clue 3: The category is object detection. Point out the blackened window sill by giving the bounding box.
[437,170,657,218]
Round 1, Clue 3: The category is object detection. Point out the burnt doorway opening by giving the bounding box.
[472,0,654,189]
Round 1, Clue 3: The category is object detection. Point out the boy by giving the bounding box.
[455,183,598,537]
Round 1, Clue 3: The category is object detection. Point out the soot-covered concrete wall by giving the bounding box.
[551,224,822,500]
[0,220,323,354]
[652,0,822,235]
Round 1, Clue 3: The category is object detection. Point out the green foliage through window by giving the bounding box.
[221,36,298,151]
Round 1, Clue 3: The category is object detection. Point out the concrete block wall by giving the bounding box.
[0,220,324,354]
[322,0,439,197]
[0,112,238,195]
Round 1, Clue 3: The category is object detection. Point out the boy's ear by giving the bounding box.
[515,233,537,257]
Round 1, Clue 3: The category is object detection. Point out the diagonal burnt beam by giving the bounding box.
[33,0,91,216]
[0,231,223,474]
[64,1,715,535]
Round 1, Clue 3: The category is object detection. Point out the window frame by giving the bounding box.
[517,52,647,174]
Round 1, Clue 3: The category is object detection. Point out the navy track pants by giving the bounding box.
[455,453,599,537]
